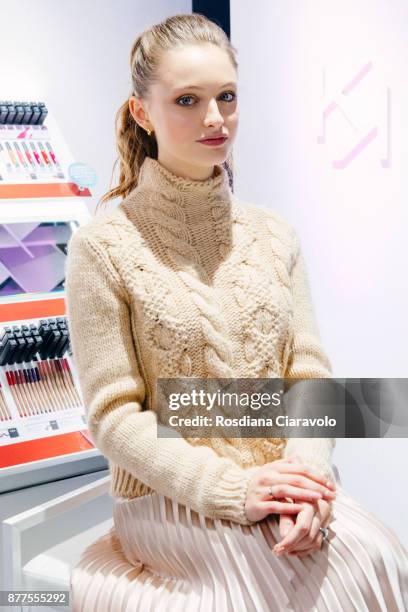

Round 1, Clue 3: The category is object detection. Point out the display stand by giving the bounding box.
[0,101,107,493]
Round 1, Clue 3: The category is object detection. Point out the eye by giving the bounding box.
[176,95,196,107]
[220,91,236,102]
[175,91,237,107]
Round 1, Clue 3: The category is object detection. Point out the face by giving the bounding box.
[129,43,239,180]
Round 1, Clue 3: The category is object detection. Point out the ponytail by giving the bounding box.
[97,100,157,208]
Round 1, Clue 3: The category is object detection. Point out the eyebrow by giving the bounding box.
[172,81,237,92]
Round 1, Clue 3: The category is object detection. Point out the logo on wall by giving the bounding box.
[317,61,391,169]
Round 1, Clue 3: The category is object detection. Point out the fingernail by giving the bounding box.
[312,492,322,497]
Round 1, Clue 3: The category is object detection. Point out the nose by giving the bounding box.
[203,98,224,128]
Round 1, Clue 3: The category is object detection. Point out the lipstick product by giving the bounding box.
[5,142,22,173]
[22,101,33,124]
[56,359,78,407]
[29,141,46,171]
[44,141,65,178]
[0,338,16,365]
[13,142,27,168]
[44,360,69,409]
[0,102,8,123]
[5,102,16,125]
[0,101,49,127]
[53,359,72,406]
[0,318,83,420]
[14,142,36,179]
[21,336,34,362]
[60,359,81,406]
[45,142,59,165]
[29,102,41,125]
[0,143,12,175]
[33,365,54,413]
[13,336,27,363]
[38,102,48,125]
[21,142,38,177]
[22,142,34,164]
[15,369,34,416]
[26,368,45,414]
[17,369,33,416]
[0,327,12,343]
[6,370,24,417]
[0,384,11,420]
[14,102,25,124]
[37,142,51,168]
[21,369,38,417]
[37,360,61,410]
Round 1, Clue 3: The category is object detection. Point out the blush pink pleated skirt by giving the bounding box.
[70,484,408,611]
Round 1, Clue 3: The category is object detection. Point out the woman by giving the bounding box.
[67,13,408,611]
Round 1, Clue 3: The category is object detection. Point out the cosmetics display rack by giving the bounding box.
[0,101,107,493]
[0,100,92,200]
[0,316,88,446]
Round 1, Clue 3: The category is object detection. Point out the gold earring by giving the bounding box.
[146,128,152,136]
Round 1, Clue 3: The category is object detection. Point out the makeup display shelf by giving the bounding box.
[0,101,107,493]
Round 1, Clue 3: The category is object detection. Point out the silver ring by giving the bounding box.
[268,486,274,498]
[319,526,329,541]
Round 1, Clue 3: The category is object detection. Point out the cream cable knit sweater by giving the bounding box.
[65,156,336,526]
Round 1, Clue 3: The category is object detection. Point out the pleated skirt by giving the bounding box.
[70,484,408,611]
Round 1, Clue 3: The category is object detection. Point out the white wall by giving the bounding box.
[231,0,407,545]
[0,0,190,213]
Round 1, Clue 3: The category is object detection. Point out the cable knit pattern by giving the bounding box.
[65,156,336,526]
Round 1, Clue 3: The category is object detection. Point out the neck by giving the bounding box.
[120,156,236,280]
[137,156,231,209]
[157,156,217,181]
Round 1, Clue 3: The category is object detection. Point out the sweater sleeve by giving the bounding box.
[64,228,257,525]
[282,230,337,484]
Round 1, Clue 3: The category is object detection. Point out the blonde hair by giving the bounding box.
[99,13,238,207]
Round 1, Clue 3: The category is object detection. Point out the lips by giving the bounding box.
[198,135,228,142]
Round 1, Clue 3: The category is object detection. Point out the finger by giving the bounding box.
[309,515,323,541]
[284,516,322,553]
[314,500,326,526]
[282,455,337,490]
[269,484,325,502]
[288,530,325,556]
[274,505,315,552]
[262,500,304,515]
[288,545,322,557]
[276,464,337,490]
[274,474,337,498]
[279,514,295,538]
[287,515,333,556]
[277,502,315,551]
[316,498,334,524]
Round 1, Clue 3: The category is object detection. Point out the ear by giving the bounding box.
[128,96,151,131]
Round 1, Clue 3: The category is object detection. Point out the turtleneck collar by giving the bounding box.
[133,156,233,224]
[121,156,237,278]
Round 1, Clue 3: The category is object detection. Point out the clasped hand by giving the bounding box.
[244,454,336,557]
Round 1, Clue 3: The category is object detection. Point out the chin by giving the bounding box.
[199,149,229,163]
